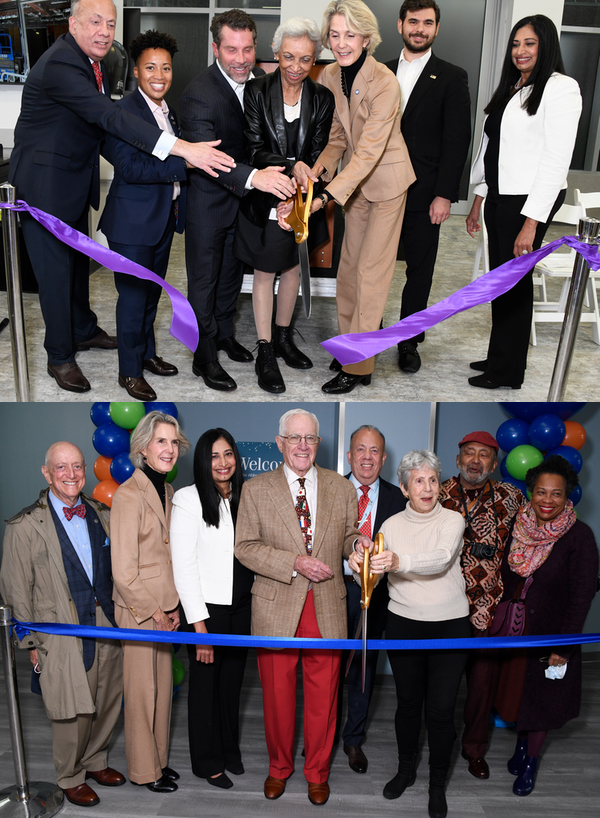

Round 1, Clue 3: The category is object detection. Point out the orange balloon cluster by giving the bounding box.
[562,421,586,450]
[93,478,120,508]
[94,455,112,482]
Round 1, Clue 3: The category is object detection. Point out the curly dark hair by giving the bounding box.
[211,9,257,47]
[129,30,178,63]
[525,454,579,497]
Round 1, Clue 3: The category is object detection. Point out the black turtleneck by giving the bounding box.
[142,462,167,510]
[341,49,368,99]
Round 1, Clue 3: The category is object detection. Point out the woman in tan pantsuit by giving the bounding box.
[316,0,415,394]
[111,411,190,792]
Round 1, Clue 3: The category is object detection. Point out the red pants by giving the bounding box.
[257,591,341,784]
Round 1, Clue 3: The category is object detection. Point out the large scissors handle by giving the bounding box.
[285,178,313,244]
[360,532,384,611]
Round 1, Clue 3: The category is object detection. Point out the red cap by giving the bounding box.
[458,431,499,453]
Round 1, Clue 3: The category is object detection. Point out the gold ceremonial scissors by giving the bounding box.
[285,179,313,318]
[346,533,384,691]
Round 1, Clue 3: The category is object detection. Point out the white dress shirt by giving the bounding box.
[396,48,432,113]
[138,87,180,199]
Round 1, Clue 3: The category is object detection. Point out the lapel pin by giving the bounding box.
[430,74,437,79]
[355,89,360,94]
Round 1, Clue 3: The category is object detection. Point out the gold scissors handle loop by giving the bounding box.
[360,532,383,610]
[285,178,313,244]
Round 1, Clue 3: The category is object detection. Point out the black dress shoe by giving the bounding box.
[162,767,179,781]
[256,339,285,393]
[329,357,342,371]
[48,361,91,393]
[143,356,178,376]
[468,374,521,390]
[469,360,488,372]
[343,744,368,774]
[145,775,178,793]
[226,762,245,775]
[398,343,421,373]
[75,329,117,351]
[322,371,371,394]
[461,749,489,779]
[118,374,157,401]
[273,324,313,369]
[206,773,233,789]
[193,360,237,391]
[217,336,253,362]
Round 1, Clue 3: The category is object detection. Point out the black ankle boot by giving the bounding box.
[273,324,313,369]
[255,339,285,393]
[383,753,417,800]
[428,767,448,818]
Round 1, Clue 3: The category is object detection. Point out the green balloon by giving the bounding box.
[109,402,146,430]
[506,444,543,482]
[172,657,184,687]
[166,463,178,483]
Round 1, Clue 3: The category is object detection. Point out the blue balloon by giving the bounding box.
[502,475,528,495]
[546,445,583,473]
[500,455,510,479]
[147,402,178,419]
[496,418,530,453]
[110,451,135,485]
[90,402,111,427]
[528,414,566,452]
[93,422,131,458]
[569,484,582,506]
[500,402,586,422]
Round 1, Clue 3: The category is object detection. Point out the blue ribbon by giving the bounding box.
[12,619,600,652]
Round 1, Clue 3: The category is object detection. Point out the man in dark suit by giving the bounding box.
[99,31,186,402]
[386,0,471,374]
[340,425,406,774]
[9,0,235,394]
[180,10,295,392]
[0,442,123,808]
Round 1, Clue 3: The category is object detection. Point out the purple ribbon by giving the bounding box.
[322,236,600,366]
[0,200,199,352]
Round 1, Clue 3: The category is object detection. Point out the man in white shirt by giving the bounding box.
[180,10,295,392]
[386,0,471,374]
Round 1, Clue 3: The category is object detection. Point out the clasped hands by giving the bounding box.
[277,161,326,232]
[348,539,399,575]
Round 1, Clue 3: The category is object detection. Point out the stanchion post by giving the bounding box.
[0,605,64,817]
[547,217,600,401]
[0,183,30,402]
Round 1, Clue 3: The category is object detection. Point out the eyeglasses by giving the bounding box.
[279,434,321,445]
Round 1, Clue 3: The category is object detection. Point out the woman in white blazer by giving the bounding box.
[465,15,581,390]
[170,428,253,790]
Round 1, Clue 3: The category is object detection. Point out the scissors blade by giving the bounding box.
[345,614,362,677]
[298,241,311,319]
[361,607,368,692]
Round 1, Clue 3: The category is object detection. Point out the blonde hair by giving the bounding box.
[129,411,191,469]
[321,0,381,55]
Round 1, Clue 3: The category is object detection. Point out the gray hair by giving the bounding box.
[397,449,442,489]
[321,0,382,55]
[278,408,320,438]
[129,411,191,469]
[71,0,115,18]
[273,16,322,58]
[349,424,386,450]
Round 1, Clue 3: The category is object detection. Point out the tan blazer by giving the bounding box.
[234,464,359,640]
[111,469,178,625]
[317,55,416,205]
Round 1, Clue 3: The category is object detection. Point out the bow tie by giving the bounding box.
[63,504,86,521]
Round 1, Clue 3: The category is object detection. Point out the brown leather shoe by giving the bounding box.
[48,361,91,393]
[76,329,117,351]
[143,356,178,376]
[344,744,368,773]
[86,767,126,787]
[462,749,490,779]
[308,781,330,806]
[62,783,100,806]
[118,374,157,401]
[264,776,287,800]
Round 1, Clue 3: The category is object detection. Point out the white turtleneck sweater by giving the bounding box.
[379,502,468,622]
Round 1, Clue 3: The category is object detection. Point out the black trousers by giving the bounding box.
[186,595,251,778]
[185,218,247,366]
[398,209,442,344]
[109,206,176,378]
[483,190,566,385]
[386,612,470,770]
[20,209,99,365]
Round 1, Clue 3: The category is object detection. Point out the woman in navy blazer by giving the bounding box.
[100,30,186,401]
[465,15,581,391]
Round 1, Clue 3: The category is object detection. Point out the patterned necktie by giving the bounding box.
[295,477,312,554]
[92,61,103,93]
[358,485,371,539]
[64,504,86,521]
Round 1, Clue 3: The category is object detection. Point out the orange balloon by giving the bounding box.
[562,421,586,450]
[94,455,112,482]
[92,478,120,508]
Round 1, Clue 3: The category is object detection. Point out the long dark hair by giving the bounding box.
[485,14,566,118]
[193,428,244,528]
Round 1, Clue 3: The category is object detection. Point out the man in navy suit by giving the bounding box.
[9,0,235,394]
[100,31,186,402]
[0,442,123,808]
[386,0,471,374]
[340,425,406,774]
[180,10,295,392]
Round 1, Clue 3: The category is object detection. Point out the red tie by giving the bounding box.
[295,477,313,554]
[92,61,103,93]
[64,504,86,521]
[358,485,371,539]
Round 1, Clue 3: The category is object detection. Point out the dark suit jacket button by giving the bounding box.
[90,612,96,618]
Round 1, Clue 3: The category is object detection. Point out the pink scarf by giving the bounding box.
[508,500,576,577]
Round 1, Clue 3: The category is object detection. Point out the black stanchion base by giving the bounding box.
[0,782,64,817]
